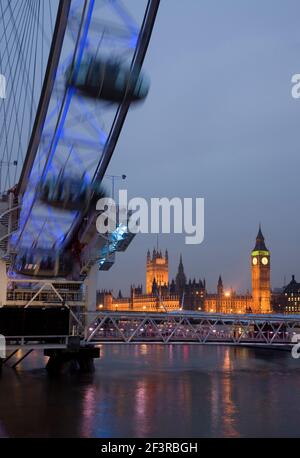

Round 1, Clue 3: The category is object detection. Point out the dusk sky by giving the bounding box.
[102,0,300,295]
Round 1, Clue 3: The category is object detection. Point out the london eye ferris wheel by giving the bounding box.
[0,0,160,280]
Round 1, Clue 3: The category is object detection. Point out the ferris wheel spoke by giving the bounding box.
[0,0,161,277]
[0,1,28,166]
[0,1,36,191]
[0,0,23,48]
[108,0,139,35]
[0,0,60,193]
[5,4,38,177]
[0,1,35,170]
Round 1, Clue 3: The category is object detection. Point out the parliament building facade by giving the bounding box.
[97,227,271,314]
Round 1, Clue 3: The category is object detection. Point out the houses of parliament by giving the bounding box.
[97,227,272,314]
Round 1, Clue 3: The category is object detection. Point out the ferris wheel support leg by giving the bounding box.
[0,260,7,307]
[84,263,98,312]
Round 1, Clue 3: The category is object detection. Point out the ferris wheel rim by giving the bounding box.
[18,0,72,196]
[3,0,161,277]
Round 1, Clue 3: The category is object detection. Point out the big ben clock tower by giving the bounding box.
[251,225,271,314]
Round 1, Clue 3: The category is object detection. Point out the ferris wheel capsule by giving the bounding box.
[1,0,160,279]
[38,172,107,213]
[15,248,73,278]
[66,57,150,103]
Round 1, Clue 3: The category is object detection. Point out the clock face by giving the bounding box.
[252,257,258,265]
[261,257,269,265]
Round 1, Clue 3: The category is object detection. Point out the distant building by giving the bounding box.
[172,254,205,311]
[97,286,179,313]
[204,276,252,314]
[251,225,271,313]
[272,275,300,314]
[96,249,179,312]
[97,226,273,314]
[175,255,186,299]
[146,249,168,293]
[176,226,270,314]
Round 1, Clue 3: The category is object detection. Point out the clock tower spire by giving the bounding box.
[251,225,271,313]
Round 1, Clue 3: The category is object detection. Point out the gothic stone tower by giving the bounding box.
[251,226,271,314]
[216,275,223,313]
[146,249,169,294]
[175,254,186,299]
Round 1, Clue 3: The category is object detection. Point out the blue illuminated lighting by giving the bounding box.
[76,96,108,142]
[109,0,139,35]
[98,221,135,270]
[13,0,144,264]
[42,86,75,179]
[15,0,95,251]
[44,100,62,129]
[130,35,138,48]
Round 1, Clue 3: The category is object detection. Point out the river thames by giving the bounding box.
[0,345,299,438]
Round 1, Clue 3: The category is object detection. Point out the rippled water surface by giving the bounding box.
[0,345,299,437]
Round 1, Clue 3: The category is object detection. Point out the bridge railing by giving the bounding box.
[79,311,300,345]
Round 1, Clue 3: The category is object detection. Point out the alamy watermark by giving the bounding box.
[0,74,6,99]
[0,334,6,358]
[96,190,204,245]
[291,334,300,359]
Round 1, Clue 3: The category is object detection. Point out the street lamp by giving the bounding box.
[105,174,126,200]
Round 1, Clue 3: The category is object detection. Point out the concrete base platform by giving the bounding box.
[44,347,100,375]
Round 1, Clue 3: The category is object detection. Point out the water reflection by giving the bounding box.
[0,345,300,437]
[221,349,238,437]
[81,384,97,438]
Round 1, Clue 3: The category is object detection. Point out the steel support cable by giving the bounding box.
[10,1,40,188]
[6,1,39,172]
[0,2,24,168]
[0,1,27,122]
[41,0,44,88]
[0,0,36,154]
[0,0,14,21]
[0,2,35,190]
[0,0,12,183]
[0,1,30,176]
[0,2,28,104]
[38,0,45,179]
[0,0,22,47]
[0,1,35,92]
[3,0,39,123]
[28,0,41,144]
[4,2,37,186]
[27,0,52,47]
[49,0,54,33]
